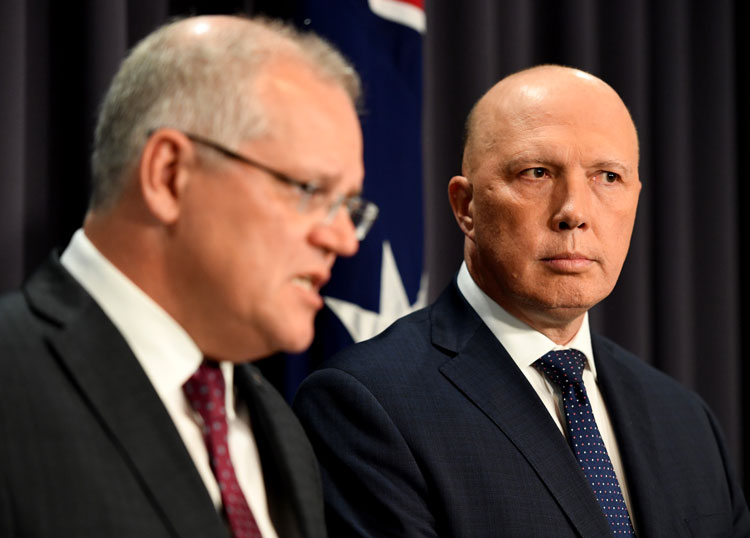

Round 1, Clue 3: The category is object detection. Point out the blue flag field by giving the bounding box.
[281,0,426,399]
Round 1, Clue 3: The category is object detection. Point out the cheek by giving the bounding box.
[177,193,285,297]
[475,196,543,253]
[179,178,253,250]
[601,208,637,263]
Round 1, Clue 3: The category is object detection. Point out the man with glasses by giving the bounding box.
[0,15,375,538]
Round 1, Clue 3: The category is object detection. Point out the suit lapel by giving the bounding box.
[235,364,325,538]
[25,257,227,538]
[433,283,612,538]
[594,337,683,537]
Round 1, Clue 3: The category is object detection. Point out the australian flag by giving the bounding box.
[280,0,426,399]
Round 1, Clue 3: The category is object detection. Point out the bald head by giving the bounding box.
[448,64,642,342]
[90,15,360,210]
[462,65,638,177]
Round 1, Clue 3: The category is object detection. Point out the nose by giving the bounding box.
[309,208,360,257]
[551,174,590,231]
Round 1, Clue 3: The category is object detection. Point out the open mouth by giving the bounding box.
[292,275,315,291]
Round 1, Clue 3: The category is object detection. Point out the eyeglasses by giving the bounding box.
[174,130,378,241]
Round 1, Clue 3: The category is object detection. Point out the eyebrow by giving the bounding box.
[500,155,559,176]
[500,155,633,176]
[589,160,633,176]
[314,172,364,197]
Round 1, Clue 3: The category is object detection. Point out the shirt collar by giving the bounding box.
[60,229,206,405]
[456,261,597,378]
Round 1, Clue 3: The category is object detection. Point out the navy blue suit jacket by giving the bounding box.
[294,280,750,537]
[0,255,326,538]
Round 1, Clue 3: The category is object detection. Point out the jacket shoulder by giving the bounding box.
[592,333,700,399]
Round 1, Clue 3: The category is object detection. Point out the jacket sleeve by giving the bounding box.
[704,404,750,538]
[293,367,438,538]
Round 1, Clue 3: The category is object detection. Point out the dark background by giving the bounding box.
[1,0,747,488]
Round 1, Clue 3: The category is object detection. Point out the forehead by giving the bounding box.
[498,119,637,173]
[255,59,357,138]
[249,59,364,188]
[475,74,639,171]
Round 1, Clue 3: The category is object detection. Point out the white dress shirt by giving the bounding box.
[61,229,278,538]
[456,262,635,520]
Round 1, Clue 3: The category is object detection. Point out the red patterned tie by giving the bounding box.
[183,361,262,538]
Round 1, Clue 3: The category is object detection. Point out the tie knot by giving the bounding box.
[183,360,226,422]
[534,349,587,388]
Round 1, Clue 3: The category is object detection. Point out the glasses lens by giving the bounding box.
[348,199,379,240]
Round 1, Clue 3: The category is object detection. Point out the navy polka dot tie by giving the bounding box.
[534,349,635,536]
[183,361,262,538]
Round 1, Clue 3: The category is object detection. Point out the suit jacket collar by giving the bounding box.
[235,364,325,538]
[432,280,686,537]
[433,281,613,537]
[24,254,228,538]
[594,335,684,537]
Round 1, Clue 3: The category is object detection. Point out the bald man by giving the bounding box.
[0,15,378,538]
[293,66,750,537]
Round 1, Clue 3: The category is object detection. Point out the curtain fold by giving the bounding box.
[0,0,26,288]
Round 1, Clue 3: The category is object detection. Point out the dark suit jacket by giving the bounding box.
[293,280,750,537]
[0,255,326,538]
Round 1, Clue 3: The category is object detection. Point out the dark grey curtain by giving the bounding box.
[1,0,746,486]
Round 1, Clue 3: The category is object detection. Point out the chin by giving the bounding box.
[282,341,313,355]
[210,326,313,362]
[521,289,597,320]
[277,327,315,355]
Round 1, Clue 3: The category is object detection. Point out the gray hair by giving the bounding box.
[90,15,361,210]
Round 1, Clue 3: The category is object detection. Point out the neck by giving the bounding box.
[502,303,586,345]
[83,207,175,321]
[530,316,585,346]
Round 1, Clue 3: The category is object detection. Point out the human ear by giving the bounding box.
[138,129,195,224]
[448,175,475,240]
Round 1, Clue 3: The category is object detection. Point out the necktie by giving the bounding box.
[534,349,635,536]
[183,361,262,538]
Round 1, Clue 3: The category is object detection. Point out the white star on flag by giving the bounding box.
[325,241,428,343]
